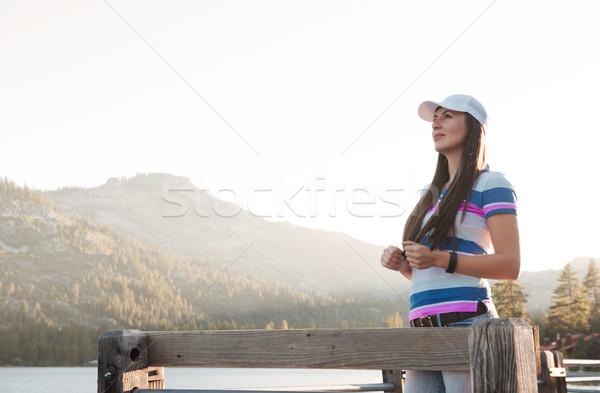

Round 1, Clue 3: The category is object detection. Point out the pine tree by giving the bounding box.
[492,280,529,322]
[71,283,80,305]
[546,263,591,338]
[384,312,404,327]
[583,259,600,332]
[6,282,15,297]
[278,319,290,330]
[572,335,587,359]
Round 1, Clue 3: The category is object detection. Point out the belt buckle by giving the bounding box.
[423,315,435,327]
[411,315,436,327]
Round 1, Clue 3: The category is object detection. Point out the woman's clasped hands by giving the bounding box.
[380,241,441,272]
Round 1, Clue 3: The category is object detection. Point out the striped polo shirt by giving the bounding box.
[408,168,517,321]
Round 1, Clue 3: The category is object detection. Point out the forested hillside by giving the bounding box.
[0,178,408,365]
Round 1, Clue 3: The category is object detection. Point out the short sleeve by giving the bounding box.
[481,172,517,220]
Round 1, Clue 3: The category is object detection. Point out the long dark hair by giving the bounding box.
[403,112,486,251]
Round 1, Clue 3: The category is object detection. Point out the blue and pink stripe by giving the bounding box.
[408,169,517,322]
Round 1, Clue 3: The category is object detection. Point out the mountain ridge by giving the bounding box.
[2,174,597,330]
[45,173,406,297]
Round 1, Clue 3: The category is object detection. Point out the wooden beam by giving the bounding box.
[533,326,541,374]
[146,328,471,370]
[551,350,567,393]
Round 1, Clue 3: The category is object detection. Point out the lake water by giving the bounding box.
[0,367,383,393]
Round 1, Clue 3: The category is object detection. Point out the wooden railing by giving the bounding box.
[97,318,566,393]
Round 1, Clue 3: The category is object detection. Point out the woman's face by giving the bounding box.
[431,107,467,155]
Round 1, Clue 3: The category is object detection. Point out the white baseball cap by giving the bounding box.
[418,94,487,126]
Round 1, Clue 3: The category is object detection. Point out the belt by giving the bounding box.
[409,302,488,328]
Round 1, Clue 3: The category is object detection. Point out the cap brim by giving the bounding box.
[418,100,442,122]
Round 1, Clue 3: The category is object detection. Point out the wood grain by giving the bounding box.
[468,318,537,393]
[146,328,471,371]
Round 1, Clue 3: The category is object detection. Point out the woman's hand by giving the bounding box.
[402,240,445,270]
[380,245,412,278]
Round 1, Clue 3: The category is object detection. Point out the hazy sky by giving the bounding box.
[1,0,599,272]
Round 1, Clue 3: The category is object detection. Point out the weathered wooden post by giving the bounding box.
[98,329,149,393]
[468,318,537,393]
[538,350,567,393]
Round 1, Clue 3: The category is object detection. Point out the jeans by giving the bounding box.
[403,311,497,393]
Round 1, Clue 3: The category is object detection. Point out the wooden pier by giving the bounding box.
[97,318,568,393]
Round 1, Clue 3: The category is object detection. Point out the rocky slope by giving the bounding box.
[45,173,407,297]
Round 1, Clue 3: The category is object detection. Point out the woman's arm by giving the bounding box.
[402,214,520,280]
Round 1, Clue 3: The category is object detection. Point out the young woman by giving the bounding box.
[380,94,520,393]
